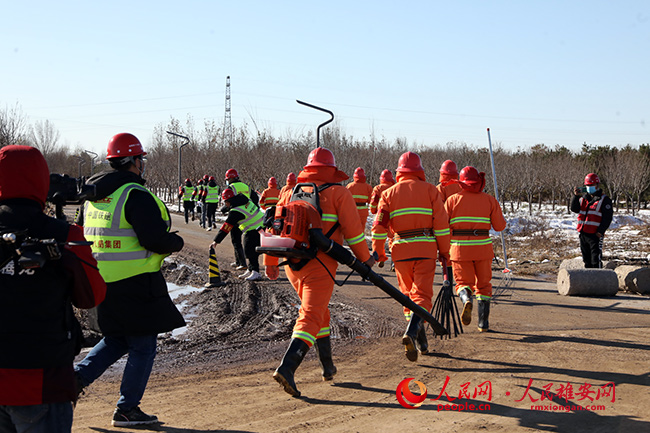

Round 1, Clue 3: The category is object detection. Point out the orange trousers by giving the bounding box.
[394,259,436,318]
[357,209,369,232]
[285,255,337,347]
[451,259,493,300]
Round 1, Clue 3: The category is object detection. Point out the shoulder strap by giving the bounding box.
[319,183,341,238]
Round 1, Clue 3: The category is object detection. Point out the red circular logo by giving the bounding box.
[396,378,428,409]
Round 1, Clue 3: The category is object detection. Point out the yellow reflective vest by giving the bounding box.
[84,183,171,283]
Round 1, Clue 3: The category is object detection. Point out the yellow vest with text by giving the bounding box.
[233,200,264,232]
[84,183,171,283]
[229,181,250,198]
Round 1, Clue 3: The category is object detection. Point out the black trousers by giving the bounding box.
[230,226,246,267]
[182,201,195,223]
[206,202,218,228]
[243,229,261,272]
[579,232,603,268]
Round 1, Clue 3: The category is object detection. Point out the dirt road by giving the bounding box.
[72,211,650,432]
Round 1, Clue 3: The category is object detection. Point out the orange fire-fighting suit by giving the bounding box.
[444,182,506,301]
[279,174,297,201]
[437,173,463,203]
[373,171,450,317]
[346,171,373,231]
[278,168,371,347]
[369,175,395,264]
[260,185,280,210]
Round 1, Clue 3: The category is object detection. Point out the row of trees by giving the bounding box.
[2,105,650,215]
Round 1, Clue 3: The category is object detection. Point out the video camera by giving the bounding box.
[47,174,97,220]
[0,231,62,271]
[47,174,97,206]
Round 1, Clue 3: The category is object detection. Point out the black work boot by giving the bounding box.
[402,314,423,362]
[315,336,337,381]
[457,287,473,326]
[273,339,309,397]
[415,325,428,355]
[477,300,491,332]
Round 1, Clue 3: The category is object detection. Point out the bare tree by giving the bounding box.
[30,119,61,157]
[0,103,29,148]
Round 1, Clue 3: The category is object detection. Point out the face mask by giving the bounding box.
[137,157,147,178]
[586,185,597,194]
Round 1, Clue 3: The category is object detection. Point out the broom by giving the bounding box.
[431,257,463,339]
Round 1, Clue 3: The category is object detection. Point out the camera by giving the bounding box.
[47,174,97,205]
[0,231,62,271]
[578,186,587,193]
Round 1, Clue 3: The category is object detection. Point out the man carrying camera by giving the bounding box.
[0,145,106,432]
[74,133,185,427]
[570,172,613,268]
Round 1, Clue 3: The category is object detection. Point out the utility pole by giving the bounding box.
[223,76,232,145]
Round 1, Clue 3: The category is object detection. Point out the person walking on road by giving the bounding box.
[369,169,395,268]
[445,166,506,333]
[74,133,185,427]
[204,176,220,231]
[570,172,613,269]
[279,172,297,201]
[178,178,195,224]
[260,177,280,210]
[272,148,374,397]
[346,167,373,231]
[436,160,463,203]
[372,151,450,362]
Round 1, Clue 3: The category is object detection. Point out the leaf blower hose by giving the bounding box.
[309,229,448,336]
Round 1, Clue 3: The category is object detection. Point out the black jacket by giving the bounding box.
[82,170,186,336]
[0,200,106,403]
[213,193,254,244]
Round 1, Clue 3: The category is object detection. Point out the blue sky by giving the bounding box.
[3,1,649,155]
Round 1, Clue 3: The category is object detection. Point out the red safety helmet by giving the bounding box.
[225,168,238,181]
[268,176,277,188]
[208,176,216,182]
[584,173,600,185]
[203,174,209,181]
[305,147,336,168]
[222,188,235,201]
[185,178,191,183]
[106,133,146,159]
[185,178,192,186]
[459,166,480,184]
[396,151,423,173]
[380,169,395,183]
[440,160,458,176]
[286,172,296,183]
[353,167,366,181]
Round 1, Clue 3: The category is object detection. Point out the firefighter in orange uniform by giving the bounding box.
[369,169,395,268]
[278,172,297,201]
[436,160,463,203]
[372,152,450,362]
[346,167,373,231]
[272,148,374,397]
[444,166,506,333]
[260,177,280,210]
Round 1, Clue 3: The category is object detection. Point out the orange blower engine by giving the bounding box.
[256,182,448,336]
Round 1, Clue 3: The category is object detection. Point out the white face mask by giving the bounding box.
[586,185,597,194]
[137,157,147,178]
